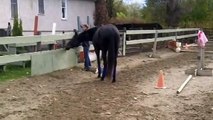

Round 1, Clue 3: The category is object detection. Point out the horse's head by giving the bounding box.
[65,29,79,50]
[65,27,98,50]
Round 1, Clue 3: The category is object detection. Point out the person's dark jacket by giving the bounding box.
[82,41,90,47]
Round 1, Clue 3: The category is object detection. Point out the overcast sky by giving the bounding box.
[123,0,146,4]
[123,0,146,7]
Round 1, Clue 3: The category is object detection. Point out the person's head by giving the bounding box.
[81,24,89,31]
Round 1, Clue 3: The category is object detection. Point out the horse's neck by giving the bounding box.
[89,27,98,38]
[92,27,98,34]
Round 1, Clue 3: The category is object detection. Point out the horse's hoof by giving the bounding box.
[101,77,104,81]
[112,80,116,83]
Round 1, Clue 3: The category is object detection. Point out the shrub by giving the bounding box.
[18,19,23,36]
[12,17,23,36]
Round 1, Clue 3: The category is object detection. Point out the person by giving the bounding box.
[7,22,11,36]
[80,24,91,71]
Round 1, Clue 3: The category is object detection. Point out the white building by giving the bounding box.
[0,0,95,35]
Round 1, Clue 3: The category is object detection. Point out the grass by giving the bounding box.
[0,65,31,82]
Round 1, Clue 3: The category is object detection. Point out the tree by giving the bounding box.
[19,19,23,36]
[113,0,128,17]
[106,0,115,18]
[12,17,19,36]
[166,0,182,28]
[143,0,213,28]
[180,0,212,28]
[94,0,109,26]
[190,0,208,26]
[110,0,144,23]
[12,17,23,36]
[142,0,167,25]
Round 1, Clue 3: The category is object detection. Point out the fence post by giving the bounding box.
[62,31,66,48]
[122,28,127,56]
[152,29,158,56]
[36,42,41,51]
[175,29,177,41]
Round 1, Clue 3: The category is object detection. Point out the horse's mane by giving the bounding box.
[87,27,98,34]
[76,27,98,42]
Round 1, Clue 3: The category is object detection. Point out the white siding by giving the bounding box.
[0,0,95,35]
[0,0,12,28]
[18,0,38,31]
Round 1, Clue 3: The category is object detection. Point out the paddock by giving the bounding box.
[0,27,200,75]
[0,28,213,119]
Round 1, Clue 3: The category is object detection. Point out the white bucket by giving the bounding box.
[89,52,97,62]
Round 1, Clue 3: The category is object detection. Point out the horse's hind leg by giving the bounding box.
[101,51,107,81]
[112,56,117,83]
[95,50,101,78]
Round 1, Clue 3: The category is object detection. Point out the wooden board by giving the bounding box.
[31,49,77,76]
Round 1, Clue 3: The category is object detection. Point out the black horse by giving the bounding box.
[65,29,78,50]
[66,24,120,83]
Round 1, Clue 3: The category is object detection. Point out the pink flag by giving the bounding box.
[197,30,208,48]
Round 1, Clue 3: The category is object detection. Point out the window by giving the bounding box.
[11,0,18,18]
[38,0,45,14]
[61,0,67,19]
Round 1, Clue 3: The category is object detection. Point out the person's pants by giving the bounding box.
[83,46,91,70]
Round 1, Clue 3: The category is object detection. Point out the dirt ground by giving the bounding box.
[0,47,213,120]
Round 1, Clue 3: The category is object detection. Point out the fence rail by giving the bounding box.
[0,33,73,45]
[204,28,213,41]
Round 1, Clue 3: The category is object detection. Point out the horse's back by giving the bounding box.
[99,24,119,37]
[93,24,120,49]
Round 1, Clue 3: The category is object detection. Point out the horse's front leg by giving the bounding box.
[95,49,101,78]
[101,51,107,81]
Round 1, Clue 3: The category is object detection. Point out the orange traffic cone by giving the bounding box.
[155,70,166,89]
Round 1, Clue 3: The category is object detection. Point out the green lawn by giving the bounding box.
[0,65,31,82]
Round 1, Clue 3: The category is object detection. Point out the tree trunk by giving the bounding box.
[94,0,109,26]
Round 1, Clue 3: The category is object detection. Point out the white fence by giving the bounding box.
[0,33,77,75]
[121,28,199,56]
[0,27,199,75]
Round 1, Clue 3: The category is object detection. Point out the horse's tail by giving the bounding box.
[107,40,115,79]
[107,29,120,80]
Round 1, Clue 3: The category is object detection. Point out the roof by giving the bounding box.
[113,23,163,30]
